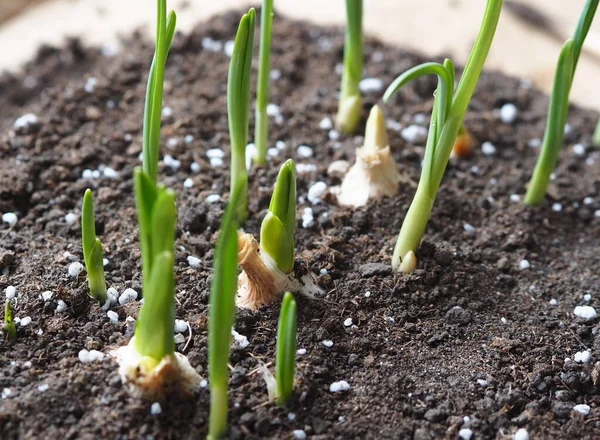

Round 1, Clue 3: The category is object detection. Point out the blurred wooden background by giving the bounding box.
[1,0,600,109]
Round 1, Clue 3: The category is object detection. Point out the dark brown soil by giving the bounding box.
[1,8,600,440]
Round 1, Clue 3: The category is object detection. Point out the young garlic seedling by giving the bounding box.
[4,300,16,341]
[112,0,201,400]
[208,180,242,440]
[254,0,273,165]
[338,105,402,207]
[229,8,256,221]
[81,189,107,303]
[237,159,297,309]
[383,0,503,273]
[525,0,599,205]
[336,0,363,134]
[276,291,297,406]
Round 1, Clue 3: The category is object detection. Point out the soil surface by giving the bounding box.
[1,8,600,440]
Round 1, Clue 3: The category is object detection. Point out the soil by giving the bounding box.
[1,8,600,440]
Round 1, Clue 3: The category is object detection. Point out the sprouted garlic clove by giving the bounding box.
[398,250,417,273]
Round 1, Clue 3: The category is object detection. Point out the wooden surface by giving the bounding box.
[1,0,600,109]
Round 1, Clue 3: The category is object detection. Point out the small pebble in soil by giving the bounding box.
[550,299,558,306]
[297,145,314,158]
[68,262,84,278]
[344,318,353,327]
[266,103,280,117]
[174,319,188,333]
[41,291,53,301]
[463,223,476,235]
[232,329,250,349]
[2,388,11,399]
[477,379,488,387]
[161,107,173,118]
[151,402,162,415]
[78,349,104,363]
[297,348,307,355]
[118,288,138,305]
[84,77,97,93]
[187,255,201,267]
[103,167,118,179]
[519,259,531,270]
[584,196,594,205]
[573,404,591,416]
[296,163,317,174]
[359,78,383,93]
[401,125,428,144]
[552,202,563,212]
[224,40,235,57]
[329,381,351,392]
[107,310,119,323]
[270,69,281,80]
[183,178,194,189]
[319,117,333,130]
[174,333,186,344]
[13,113,38,130]
[321,340,334,348]
[364,291,371,298]
[514,428,529,440]
[190,162,201,173]
[19,316,32,327]
[528,138,541,149]
[56,300,67,313]
[307,182,327,204]
[107,288,119,303]
[481,141,497,156]
[205,194,221,204]
[573,143,586,156]
[574,306,597,320]
[501,317,508,324]
[328,129,340,140]
[163,155,181,171]
[2,212,18,226]
[574,350,591,363]
[510,194,521,202]
[320,268,328,275]
[201,37,222,52]
[210,157,223,167]
[584,294,592,302]
[459,429,473,440]
[499,103,518,124]
[65,213,77,224]
[5,286,16,300]
[302,207,314,228]
[37,384,49,392]
[292,430,307,440]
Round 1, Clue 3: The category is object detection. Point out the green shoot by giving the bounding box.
[275,292,297,406]
[81,189,107,303]
[208,179,243,440]
[593,116,600,147]
[383,0,502,272]
[260,159,296,273]
[132,168,177,369]
[336,0,363,134]
[142,1,177,184]
[228,8,256,222]
[525,0,598,205]
[4,300,16,340]
[254,0,274,165]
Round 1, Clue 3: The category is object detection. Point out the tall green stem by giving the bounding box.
[336,0,363,134]
[254,0,273,165]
